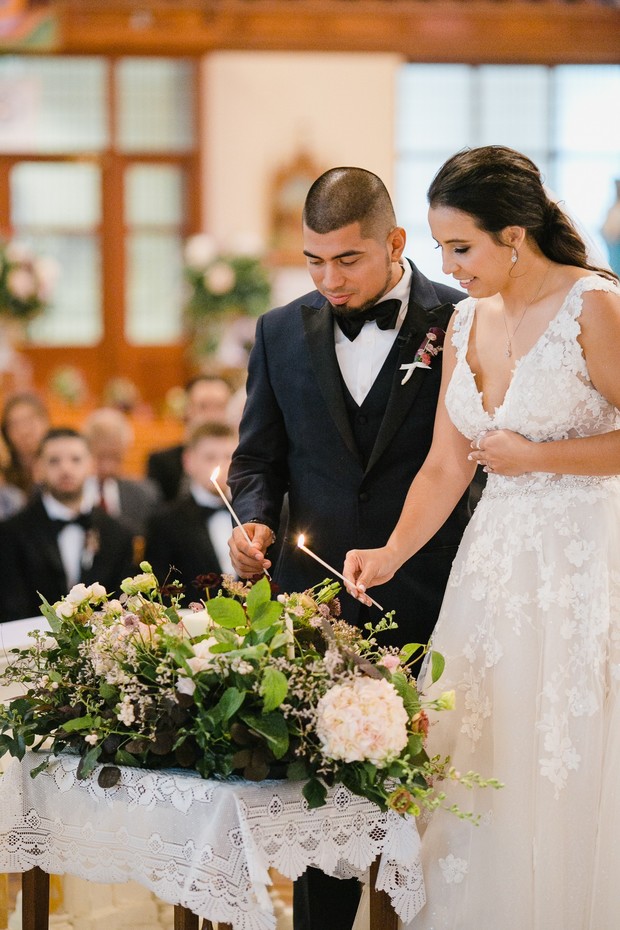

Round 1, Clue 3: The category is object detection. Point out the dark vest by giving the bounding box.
[341,338,401,469]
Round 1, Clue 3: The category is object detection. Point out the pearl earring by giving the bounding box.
[511,249,518,264]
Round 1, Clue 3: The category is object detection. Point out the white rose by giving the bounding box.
[204,261,235,295]
[184,233,218,270]
[176,675,196,696]
[55,600,76,620]
[66,583,91,605]
[120,572,158,595]
[7,267,36,301]
[186,636,219,675]
[316,677,408,768]
[87,582,107,600]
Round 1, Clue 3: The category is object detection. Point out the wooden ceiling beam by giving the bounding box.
[51,2,620,64]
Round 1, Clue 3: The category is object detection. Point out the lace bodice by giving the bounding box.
[446,275,620,446]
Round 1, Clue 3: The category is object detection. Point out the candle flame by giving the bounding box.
[210,466,221,483]
[297,534,305,548]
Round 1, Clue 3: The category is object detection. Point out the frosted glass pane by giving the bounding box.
[125,233,184,344]
[26,234,102,346]
[0,56,107,153]
[11,162,101,228]
[397,65,473,153]
[117,58,195,153]
[554,155,620,267]
[555,66,620,154]
[126,164,184,225]
[479,66,549,151]
[395,156,455,235]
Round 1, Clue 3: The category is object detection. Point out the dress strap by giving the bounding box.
[450,297,477,360]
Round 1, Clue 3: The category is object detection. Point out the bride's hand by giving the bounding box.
[468,429,534,476]
[343,546,400,605]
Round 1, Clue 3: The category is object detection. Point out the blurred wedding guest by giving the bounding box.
[147,375,233,502]
[0,428,135,622]
[81,407,160,537]
[0,476,25,520]
[0,392,49,496]
[144,422,237,592]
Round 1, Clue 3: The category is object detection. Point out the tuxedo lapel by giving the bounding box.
[301,301,361,464]
[365,268,455,475]
[28,499,68,585]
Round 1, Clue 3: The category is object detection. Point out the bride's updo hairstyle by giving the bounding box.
[427,145,617,282]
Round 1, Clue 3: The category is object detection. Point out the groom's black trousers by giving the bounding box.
[293,868,361,930]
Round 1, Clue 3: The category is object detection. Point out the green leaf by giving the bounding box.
[399,642,425,664]
[390,671,421,717]
[430,650,445,684]
[206,597,247,629]
[269,632,291,651]
[99,682,117,701]
[38,594,61,634]
[60,715,95,733]
[259,668,288,713]
[286,759,309,781]
[251,601,283,631]
[407,733,424,757]
[240,711,290,759]
[215,687,245,722]
[115,748,140,766]
[97,766,121,789]
[244,576,272,620]
[76,745,101,778]
[302,777,328,809]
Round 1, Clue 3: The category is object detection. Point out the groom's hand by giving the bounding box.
[229,523,274,578]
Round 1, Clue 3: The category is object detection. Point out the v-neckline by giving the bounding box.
[465,277,584,419]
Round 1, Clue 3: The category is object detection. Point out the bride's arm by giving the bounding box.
[344,314,476,593]
[469,287,620,477]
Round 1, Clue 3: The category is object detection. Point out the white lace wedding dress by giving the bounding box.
[349,275,620,930]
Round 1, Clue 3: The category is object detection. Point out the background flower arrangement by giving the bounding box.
[0,238,59,322]
[0,566,498,816]
[183,233,272,361]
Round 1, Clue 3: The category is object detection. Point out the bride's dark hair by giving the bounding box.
[427,146,618,282]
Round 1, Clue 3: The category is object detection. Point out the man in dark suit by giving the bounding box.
[144,422,238,594]
[0,428,135,622]
[227,167,471,930]
[146,375,233,501]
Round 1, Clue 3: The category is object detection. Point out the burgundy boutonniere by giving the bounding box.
[400,327,446,385]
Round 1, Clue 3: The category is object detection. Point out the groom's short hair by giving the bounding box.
[303,167,397,240]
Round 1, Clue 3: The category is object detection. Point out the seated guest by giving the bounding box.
[0,428,135,621]
[0,477,25,520]
[147,375,233,501]
[0,392,50,496]
[81,407,160,537]
[144,422,237,593]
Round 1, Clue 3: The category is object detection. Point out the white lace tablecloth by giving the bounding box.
[0,753,425,930]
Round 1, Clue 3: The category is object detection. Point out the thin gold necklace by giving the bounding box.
[502,262,552,359]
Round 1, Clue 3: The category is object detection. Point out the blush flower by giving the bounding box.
[316,676,408,767]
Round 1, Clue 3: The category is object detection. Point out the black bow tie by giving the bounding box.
[332,298,401,341]
[49,512,93,534]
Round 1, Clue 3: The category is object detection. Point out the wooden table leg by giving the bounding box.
[22,867,50,930]
[369,858,398,930]
[175,905,199,929]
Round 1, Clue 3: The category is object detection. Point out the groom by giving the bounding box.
[227,166,471,930]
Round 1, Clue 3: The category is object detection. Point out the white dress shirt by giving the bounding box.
[190,483,235,576]
[42,493,89,589]
[334,260,412,405]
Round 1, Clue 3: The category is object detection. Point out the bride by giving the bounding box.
[345,145,620,929]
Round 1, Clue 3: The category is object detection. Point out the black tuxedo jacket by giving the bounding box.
[146,444,185,502]
[0,497,136,621]
[144,496,229,595]
[228,260,469,648]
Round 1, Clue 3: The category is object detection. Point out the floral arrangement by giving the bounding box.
[0,566,498,816]
[0,238,59,322]
[183,234,271,323]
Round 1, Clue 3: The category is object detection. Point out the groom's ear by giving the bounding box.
[387,226,406,262]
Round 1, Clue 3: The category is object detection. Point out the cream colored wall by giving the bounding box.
[201,50,402,255]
